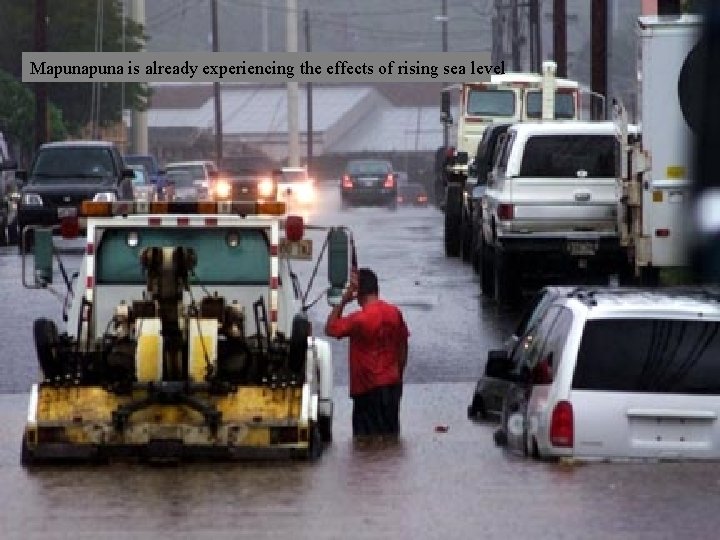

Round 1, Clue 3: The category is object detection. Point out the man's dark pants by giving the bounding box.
[351,383,403,437]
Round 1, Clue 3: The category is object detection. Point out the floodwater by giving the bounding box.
[1,185,719,539]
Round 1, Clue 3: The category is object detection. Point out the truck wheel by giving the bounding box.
[34,318,62,381]
[318,414,333,443]
[493,250,519,306]
[460,212,472,263]
[480,240,495,297]
[289,315,310,378]
[21,436,35,467]
[7,216,18,246]
[307,423,324,460]
[444,184,463,257]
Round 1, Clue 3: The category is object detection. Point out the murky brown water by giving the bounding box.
[3,385,720,539]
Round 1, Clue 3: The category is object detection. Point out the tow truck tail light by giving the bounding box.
[383,174,394,188]
[285,215,304,241]
[550,400,573,448]
[497,203,514,220]
[342,175,353,189]
[60,217,79,239]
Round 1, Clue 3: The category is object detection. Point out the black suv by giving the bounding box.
[16,141,135,239]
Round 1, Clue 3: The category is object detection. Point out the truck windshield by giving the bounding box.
[573,318,720,394]
[96,228,270,285]
[124,156,157,175]
[166,165,206,182]
[32,147,116,181]
[525,92,576,119]
[466,89,515,116]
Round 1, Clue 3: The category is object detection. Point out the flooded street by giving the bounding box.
[1,186,720,538]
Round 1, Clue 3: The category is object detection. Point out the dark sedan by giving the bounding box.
[340,159,397,210]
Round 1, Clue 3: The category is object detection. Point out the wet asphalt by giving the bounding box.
[1,186,719,539]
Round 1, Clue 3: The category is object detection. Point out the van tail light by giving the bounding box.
[497,203,514,220]
[383,174,394,188]
[342,175,353,189]
[550,400,573,448]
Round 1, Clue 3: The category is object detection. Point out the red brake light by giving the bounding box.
[383,174,394,188]
[60,217,79,239]
[286,215,304,242]
[342,175,353,189]
[497,203,514,220]
[550,400,573,448]
[655,228,670,237]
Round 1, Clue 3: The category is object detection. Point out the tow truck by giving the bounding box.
[20,199,356,464]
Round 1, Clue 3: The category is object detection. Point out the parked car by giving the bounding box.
[274,167,315,207]
[164,170,202,201]
[340,159,397,210]
[165,160,218,196]
[16,141,135,244]
[491,287,720,461]
[127,164,156,202]
[397,183,429,207]
[0,151,19,246]
[467,286,574,420]
[123,154,164,185]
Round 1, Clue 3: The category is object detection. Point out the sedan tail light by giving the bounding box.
[550,400,573,448]
[383,174,394,189]
[342,175,353,189]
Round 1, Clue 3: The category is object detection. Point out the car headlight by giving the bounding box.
[93,192,117,202]
[297,182,315,203]
[215,179,231,200]
[22,193,43,206]
[258,178,275,198]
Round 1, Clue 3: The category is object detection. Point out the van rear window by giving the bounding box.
[519,135,616,178]
[572,319,720,394]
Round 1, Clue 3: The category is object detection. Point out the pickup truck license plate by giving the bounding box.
[567,240,596,256]
[57,206,77,218]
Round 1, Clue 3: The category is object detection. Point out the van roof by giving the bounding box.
[564,288,720,320]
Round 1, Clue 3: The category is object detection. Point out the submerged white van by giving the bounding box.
[489,287,720,461]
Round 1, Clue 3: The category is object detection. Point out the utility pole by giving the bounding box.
[261,0,269,52]
[510,0,521,71]
[553,0,567,78]
[304,9,312,173]
[34,0,48,150]
[529,0,541,72]
[211,0,223,165]
[287,0,299,167]
[591,0,607,118]
[441,0,448,149]
[129,0,147,154]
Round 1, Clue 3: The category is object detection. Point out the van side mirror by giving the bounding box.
[327,227,351,306]
[33,228,54,286]
[484,349,515,380]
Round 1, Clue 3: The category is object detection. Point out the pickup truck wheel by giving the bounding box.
[0,216,7,246]
[444,185,463,257]
[480,240,495,297]
[493,250,518,305]
[21,436,35,467]
[307,423,324,460]
[7,216,18,246]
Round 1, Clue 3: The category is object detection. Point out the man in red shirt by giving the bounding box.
[325,268,409,439]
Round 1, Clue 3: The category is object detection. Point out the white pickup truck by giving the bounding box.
[478,121,635,304]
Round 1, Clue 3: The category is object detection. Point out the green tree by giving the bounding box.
[0,0,150,134]
[0,69,67,163]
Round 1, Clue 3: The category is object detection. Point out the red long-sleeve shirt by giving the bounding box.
[326,299,409,397]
